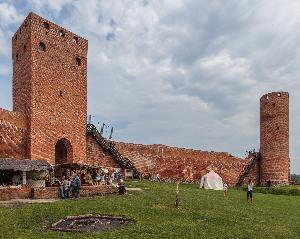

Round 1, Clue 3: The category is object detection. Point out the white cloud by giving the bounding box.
[28,0,73,15]
[0,2,23,27]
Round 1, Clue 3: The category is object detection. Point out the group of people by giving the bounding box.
[58,170,126,199]
[58,174,81,199]
[223,179,254,202]
[94,172,123,185]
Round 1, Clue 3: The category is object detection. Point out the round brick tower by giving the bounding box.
[260,92,290,186]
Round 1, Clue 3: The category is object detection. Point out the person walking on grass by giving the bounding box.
[223,182,228,197]
[247,179,254,203]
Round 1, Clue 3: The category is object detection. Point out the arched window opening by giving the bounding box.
[38,42,46,52]
[55,138,73,164]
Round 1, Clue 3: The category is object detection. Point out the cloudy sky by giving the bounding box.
[0,0,299,173]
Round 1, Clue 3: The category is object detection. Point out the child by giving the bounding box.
[118,179,126,195]
[95,172,101,185]
[247,179,254,202]
[223,182,228,197]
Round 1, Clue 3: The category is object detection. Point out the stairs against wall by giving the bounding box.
[86,124,155,176]
[236,152,260,187]
[117,150,155,176]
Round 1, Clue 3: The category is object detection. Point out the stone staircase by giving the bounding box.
[87,124,135,169]
[236,152,260,187]
[86,124,155,176]
[116,149,156,176]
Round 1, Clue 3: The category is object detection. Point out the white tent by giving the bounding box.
[200,170,223,190]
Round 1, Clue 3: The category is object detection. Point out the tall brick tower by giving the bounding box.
[12,12,87,164]
[260,92,290,185]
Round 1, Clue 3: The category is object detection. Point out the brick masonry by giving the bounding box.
[260,92,290,185]
[0,12,291,188]
[0,185,117,201]
[0,108,27,159]
[115,142,250,186]
[0,187,32,201]
[12,12,87,164]
[86,134,119,168]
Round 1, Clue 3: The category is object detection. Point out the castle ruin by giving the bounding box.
[0,13,290,197]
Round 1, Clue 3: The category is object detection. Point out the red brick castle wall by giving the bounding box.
[0,109,26,159]
[12,13,88,164]
[0,12,291,188]
[86,135,119,168]
[115,142,249,185]
[260,92,289,185]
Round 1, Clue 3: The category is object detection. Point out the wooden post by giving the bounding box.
[175,182,179,208]
[22,171,27,185]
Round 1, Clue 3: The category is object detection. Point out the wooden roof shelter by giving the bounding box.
[0,158,51,172]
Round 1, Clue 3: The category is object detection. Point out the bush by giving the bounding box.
[239,185,300,196]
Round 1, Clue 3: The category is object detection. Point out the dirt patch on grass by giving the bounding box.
[49,214,135,232]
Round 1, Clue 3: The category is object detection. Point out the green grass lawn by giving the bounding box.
[0,181,299,239]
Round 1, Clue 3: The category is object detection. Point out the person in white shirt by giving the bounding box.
[247,179,254,202]
[223,182,228,197]
[63,176,71,198]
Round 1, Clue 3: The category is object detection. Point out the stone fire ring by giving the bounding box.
[49,214,135,232]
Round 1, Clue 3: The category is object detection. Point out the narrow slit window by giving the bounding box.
[59,30,66,37]
[76,57,81,66]
[43,22,50,30]
[38,42,46,52]
[73,36,79,44]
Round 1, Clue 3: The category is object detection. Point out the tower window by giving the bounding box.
[43,22,50,30]
[273,103,275,107]
[277,127,280,130]
[38,42,46,52]
[59,90,63,97]
[16,54,19,61]
[76,57,81,66]
[59,30,66,37]
[73,36,79,44]
[24,44,26,52]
